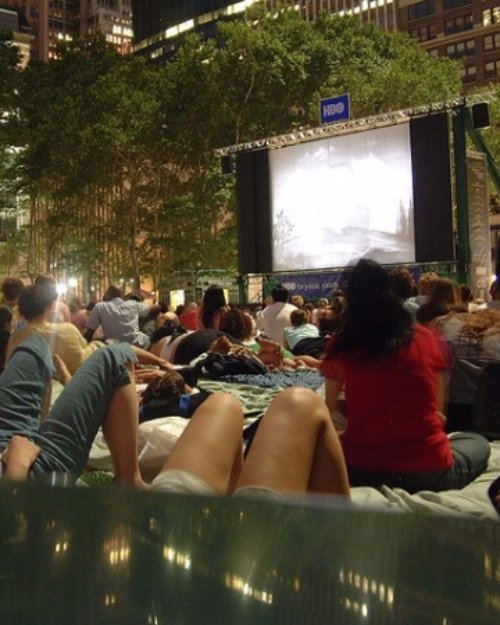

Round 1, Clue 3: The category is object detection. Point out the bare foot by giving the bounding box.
[53,354,72,385]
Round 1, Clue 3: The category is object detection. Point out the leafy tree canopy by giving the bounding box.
[2,8,468,285]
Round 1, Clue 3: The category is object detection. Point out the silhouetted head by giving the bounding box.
[103,285,123,301]
[271,285,289,303]
[18,285,57,321]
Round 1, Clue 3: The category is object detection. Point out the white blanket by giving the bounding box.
[350,442,500,520]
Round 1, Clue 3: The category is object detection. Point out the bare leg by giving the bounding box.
[237,388,350,497]
[160,392,244,493]
[102,364,147,488]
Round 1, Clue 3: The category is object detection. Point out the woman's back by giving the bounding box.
[322,324,451,472]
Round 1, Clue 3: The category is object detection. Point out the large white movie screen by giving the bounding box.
[269,123,415,271]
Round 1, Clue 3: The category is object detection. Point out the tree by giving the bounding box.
[4,10,464,290]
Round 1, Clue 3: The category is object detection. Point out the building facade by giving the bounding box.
[399,0,500,87]
[80,0,133,56]
[132,0,262,63]
[132,0,500,87]
[0,3,33,64]
[0,0,133,61]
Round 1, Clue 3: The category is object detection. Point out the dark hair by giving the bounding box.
[34,274,56,289]
[18,285,57,321]
[0,305,12,373]
[1,277,24,302]
[271,285,289,303]
[416,278,459,325]
[219,306,253,340]
[290,309,308,327]
[388,267,415,300]
[491,278,500,300]
[124,291,143,302]
[33,274,58,302]
[104,285,123,301]
[142,371,186,405]
[0,305,13,332]
[200,285,227,329]
[459,284,473,303]
[327,259,413,359]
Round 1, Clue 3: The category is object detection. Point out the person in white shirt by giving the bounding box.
[257,286,297,345]
[85,285,151,348]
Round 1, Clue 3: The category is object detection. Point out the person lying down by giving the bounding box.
[0,334,350,502]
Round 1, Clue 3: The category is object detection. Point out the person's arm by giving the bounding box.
[131,345,173,370]
[282,328,291,351]
[325,377,343,414]
[83,327,95,342]
[435,371,447,423]
[2,436,41,480]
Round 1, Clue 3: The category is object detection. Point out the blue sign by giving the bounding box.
[320,93,350,124]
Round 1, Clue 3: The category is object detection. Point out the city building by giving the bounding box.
[0,0,133,61]
[398,0,500,87]
[80,0,133,56]
[132,0,500,87]
[0,4,33,65]
[132,0,262,64]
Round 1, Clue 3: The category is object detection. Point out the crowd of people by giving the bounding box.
[0,264,499,512]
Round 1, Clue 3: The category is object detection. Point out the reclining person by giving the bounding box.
[150,387,350,499]
[1,335,350,502]
[0,334,146,487]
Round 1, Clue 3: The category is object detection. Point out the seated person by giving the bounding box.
[316,292,346,336]
[388,267,419,319]
[434,309,500,430]
[34,274,71,323]
[198,285,228,330]
[85,285,155,349]
[1,335,350,503]
[256,286,297,346]
[219,307,320,369]
[416,278,465,326]
[0,277,23,326]
[179,302,200,331]
[68,296,89,335]
[322,259,490,494]
[7,285,103,375]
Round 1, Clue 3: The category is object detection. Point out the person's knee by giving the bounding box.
[205,392,243,419]
[272,387,327,422]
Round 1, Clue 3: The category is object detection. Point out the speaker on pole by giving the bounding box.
[472,102,490,129]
